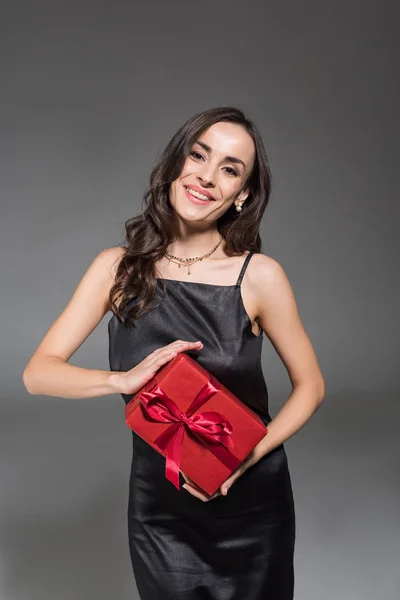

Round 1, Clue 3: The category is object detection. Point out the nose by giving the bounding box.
[197,164,216,187]
[197,172,215,187]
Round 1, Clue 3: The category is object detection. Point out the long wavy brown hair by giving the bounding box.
[109,106,272,327]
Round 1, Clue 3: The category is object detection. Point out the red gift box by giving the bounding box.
[125,352,268,497]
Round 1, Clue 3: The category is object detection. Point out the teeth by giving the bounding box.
[187,187,213,201]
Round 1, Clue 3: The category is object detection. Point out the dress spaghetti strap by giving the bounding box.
[236,251,254,286]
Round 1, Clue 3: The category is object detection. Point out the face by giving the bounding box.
[169,121,256,224]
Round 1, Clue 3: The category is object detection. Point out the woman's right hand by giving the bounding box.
[118,340,204,395]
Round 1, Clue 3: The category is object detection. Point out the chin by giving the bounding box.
[177,207,205,221]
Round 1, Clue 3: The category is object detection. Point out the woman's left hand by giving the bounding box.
[181,448,260,502]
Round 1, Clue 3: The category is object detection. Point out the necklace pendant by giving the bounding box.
[164,234,223,276]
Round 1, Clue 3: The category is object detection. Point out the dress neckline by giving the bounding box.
[156,278,238,288]
[155,251,254,289]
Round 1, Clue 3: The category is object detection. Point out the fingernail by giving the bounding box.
[222,486,228,495]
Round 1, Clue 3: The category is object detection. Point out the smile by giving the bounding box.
[184,186,216,203]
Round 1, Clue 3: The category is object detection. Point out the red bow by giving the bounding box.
[138,377,241,491]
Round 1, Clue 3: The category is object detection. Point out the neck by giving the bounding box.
[166,229,223,258]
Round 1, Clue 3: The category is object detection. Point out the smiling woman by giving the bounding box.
[105,107,318,600]
[108,107,270,325]
[24,106,324,600]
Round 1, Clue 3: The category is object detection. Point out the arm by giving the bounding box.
[22,246,127,398]
[180,254,326,502]
[251,254,325,459]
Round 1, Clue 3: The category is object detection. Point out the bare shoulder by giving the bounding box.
[96,246,127,281]
[246,252,298,325]
[81,245,127,309]
[247,252,289,290]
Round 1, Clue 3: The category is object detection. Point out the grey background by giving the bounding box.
[1,1,399,598]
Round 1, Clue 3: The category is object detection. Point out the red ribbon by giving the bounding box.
[138,377,242,491]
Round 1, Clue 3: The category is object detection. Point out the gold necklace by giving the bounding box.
[164,235,223,275]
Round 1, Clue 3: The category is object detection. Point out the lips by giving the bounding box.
[184,185,216,201]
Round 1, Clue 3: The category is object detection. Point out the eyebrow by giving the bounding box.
[194,140,246,169]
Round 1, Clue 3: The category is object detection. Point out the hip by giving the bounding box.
[128,432,295,520]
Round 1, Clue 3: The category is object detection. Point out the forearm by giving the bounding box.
[255,382,325,459]
[23,355,125,399]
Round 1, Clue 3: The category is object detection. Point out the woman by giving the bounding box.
[23,106,325,599]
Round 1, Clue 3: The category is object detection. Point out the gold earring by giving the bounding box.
[236,200,244,213]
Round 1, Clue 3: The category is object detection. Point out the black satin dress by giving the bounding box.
[108,252,296,600]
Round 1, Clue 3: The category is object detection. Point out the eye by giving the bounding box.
[223,166,239,177]
[190,150,239,177]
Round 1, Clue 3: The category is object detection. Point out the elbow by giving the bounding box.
[315,376,326,406]
[22,365,38,395]
[294,375,326,407]
[22,368,33,394]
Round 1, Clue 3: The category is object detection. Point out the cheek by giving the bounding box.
[222,180,241,199]
[179,158,192,178]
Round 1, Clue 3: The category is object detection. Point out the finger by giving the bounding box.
[150,341,203,368]
[181,471,198,486]
[181,470,224,499]
[183,483,215,502]
[148,349,179,369]
[169,340,203,349]
[171,341,203,352]
[219,464,248,494]
[210,491,222,500]
[183,482,222,502]
[181,472,206,494]
[152,340,203,359]
[149,343,189,366]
